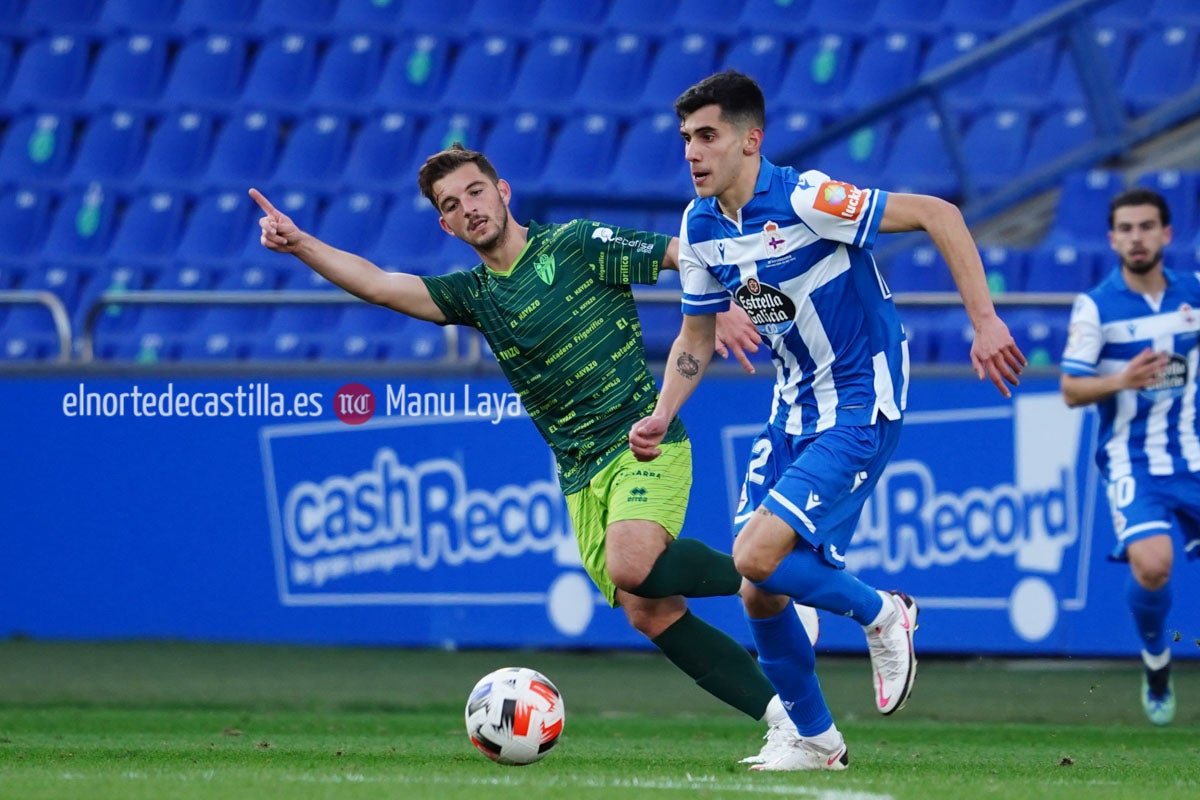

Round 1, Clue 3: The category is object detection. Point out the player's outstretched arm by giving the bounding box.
[629,313,717,461]
[250,188,446,323]
[1061,348,1168,407]
[880,192,1026,397]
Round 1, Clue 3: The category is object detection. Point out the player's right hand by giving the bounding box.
[249,187,303,254]
[1126,348,1171,389]
[628,415,668,462]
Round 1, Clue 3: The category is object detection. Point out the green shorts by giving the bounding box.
[564,440,692,607]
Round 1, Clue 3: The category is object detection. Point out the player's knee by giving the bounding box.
[733,547,773,584]
[622,597,685,639]
[1131,559,1171,590]
[608,560,650,592]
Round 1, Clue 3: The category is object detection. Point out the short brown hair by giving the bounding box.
[416,142,500,208]
[1108,187,1171,230]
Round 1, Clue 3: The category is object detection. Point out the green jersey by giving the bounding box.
[422,219,688,494]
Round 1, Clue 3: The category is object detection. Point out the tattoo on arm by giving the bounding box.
[756,508,775,519]
[675,351,701,379]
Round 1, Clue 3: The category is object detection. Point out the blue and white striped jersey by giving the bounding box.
[678,157,909,435]
[1062,267,1200,477]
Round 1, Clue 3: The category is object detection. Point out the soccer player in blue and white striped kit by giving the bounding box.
[1061,187,1200,726]
[629,71,1026,771]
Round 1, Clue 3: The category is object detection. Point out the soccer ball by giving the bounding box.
[464,667,565,765]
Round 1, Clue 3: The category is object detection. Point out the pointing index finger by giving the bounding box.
[248,187,278,218]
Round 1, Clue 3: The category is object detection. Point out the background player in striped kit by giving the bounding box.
[251,143,813,764]
[630,70,1025,771]
[1061,187,1200,726]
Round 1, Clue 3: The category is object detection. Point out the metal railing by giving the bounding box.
[0,290,73,361]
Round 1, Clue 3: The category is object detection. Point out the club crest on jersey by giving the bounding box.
[735,277,796,335]
[1181,302,1196,326]
[534,253,556,285]
[813,180,865,221]
[762,220,786,254]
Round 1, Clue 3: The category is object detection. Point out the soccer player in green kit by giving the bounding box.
[250,143,806,764]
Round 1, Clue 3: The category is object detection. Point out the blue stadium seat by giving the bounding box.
[40,184,118,267]
[160,34,250,111]
[133,263,219,338]
[0,303,68,361]
[1010,307,1071,368]
[1023,107,1093,174]
[922,30,992,112]
[270,113,351,190]
[720,34,789,97]
[529,0,608,35]
[314,191,387,255]
[0,188,52,264]
[634,33,720,113]
[1094,0,1144,28]
[1047,26,1132,108]
[938,0,1014,33]
[324,304,408,361]
[869,0,945,34]
[134,110,216,191]
[95,0,181,33]
[884,245,955,293]
[408,111,486,173]
[928,307,974,365]
[175,326,249,361]
[601,0,680,35]
[81,33,170,111]
[339,111,421,194]
[670,0,742,36]
[960,108,1033,195]
[249,305,338,360]
[387,324,448,362]
[18,0,103,34]
[463,0,544,36]
[204,110,281,189]
[481,111,553,190]
[1024,243,1099,293]
[1135,170,1198,243]
[507,34,588,113]
[980,245,1028,295]
[775,33,859,117]
[976,38,1060,111]
[438,35,522,114]
[539,113,620,195]
[636,291,682,360]
[306,33,387,115]
[734,0,812,36]
[363,191,453,275]
[879,108,959,197]
[239,33,320,115]
[75,262,157,338]
[804,0,878,34]
[1121,25,1200,115]
[371,34,454,112]
[841,31,925,111]
[571,33,653,114]
[175,189,258,265]
[174,0,258,32]
[106,190,187,267]
[21,260,100,326]
[330,0,403,31]
[898,308,940,364]
[810,122,893,188]
[607,112,692,202]
[1150,0,1200,26]
[251,0,336,35]
[400,0,477,35]
[67,110,149,188]
[0,112,74,187]
[762,108,828,166]
[4,34,90,111]
[1047,169,1122,244]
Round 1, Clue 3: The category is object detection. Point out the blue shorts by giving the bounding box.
[734,418,902,568]
[1105,466,1200,561]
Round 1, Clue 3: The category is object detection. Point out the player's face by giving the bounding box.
[433,164,513,252]
[679,104,755,202]
[1110,204,1171,276]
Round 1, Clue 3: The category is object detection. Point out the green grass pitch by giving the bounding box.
[0,641,1196,800]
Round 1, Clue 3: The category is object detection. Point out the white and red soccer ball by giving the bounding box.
[465,667,565,765]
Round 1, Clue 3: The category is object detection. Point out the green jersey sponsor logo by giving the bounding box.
[534,253,556,285]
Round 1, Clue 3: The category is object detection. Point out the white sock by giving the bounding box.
[763,695,792,728]
[866,590,894,629]
[1142,648,1171,671]
[806,723,842,750]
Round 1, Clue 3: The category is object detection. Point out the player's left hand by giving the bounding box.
[714,303,762,374]
[971,315,1026,398]
[628,415,669,462]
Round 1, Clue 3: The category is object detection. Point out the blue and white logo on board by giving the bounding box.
[259,406,599,639]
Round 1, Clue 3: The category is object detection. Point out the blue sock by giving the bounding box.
[757,544,884,625]
[747,604,832,736]
[1127,575,1172,656]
